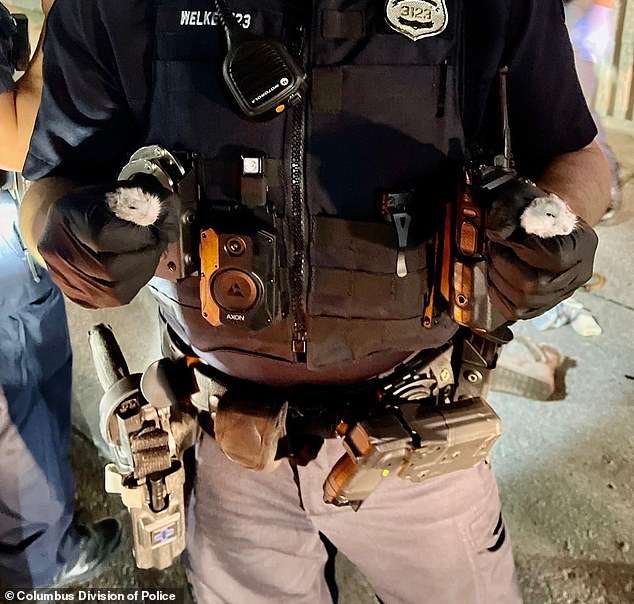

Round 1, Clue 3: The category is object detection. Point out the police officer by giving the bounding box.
[0,1,119,587]
[20,0,609,601]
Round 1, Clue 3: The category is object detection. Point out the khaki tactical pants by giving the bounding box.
[185,434,522,604]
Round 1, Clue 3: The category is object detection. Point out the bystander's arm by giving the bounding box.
[0,1,52,171]
[0,19,45,171]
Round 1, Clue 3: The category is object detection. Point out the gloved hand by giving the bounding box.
[0,3,16,93]
[487,219,598,320]
[487,177,578,240]
[38,182,176,308]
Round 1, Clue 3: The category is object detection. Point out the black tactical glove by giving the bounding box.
[487,219,598,321]
[38,182,176,308]
[0,3,16,93]
[481,174,598,321]
[486,178,554,240]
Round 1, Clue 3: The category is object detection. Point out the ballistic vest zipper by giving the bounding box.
[289,25,308,361]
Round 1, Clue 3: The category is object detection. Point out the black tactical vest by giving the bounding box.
[146,0,465,370]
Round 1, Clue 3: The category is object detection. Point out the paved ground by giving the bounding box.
[491,130,634,604]
[6,2,634,601]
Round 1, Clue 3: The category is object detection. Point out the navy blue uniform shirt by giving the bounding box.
[24,0,597,182]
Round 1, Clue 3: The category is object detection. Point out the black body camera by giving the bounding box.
[199,220,280,331]
[118,146,281,332]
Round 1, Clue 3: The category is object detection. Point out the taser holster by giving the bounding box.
[88,324,200,570]
[323,334,502,510]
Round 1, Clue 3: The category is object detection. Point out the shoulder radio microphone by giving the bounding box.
[214,0,307,117]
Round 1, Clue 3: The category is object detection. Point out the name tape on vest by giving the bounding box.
[180,10,252,29]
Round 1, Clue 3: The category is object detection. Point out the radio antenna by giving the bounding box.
[496,66,513,170]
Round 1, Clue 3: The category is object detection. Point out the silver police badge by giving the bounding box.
[385,0,448,41]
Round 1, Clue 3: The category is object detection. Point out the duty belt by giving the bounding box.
[161,320,503,508]
[162,320,452,432]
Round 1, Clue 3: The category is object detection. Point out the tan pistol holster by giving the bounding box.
[89,324,200,570]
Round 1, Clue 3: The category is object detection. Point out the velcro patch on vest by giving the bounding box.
[385,0,448,41]
[322,10,365,39]
[312,68,343,114]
